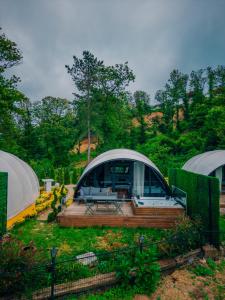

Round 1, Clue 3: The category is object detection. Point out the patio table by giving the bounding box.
[84,198,123,215]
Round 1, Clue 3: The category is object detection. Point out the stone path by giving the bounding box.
[37,208,52,221]
[65,184,75,200]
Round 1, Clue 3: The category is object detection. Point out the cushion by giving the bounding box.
[90,187,101,195]
[81,187,90,196]
[100,187,110,194]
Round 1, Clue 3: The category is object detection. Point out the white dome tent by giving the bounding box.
[183,150,225,192]
[76,149,171,199]
[0,150,40,226]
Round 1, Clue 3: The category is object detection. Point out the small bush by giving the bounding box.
[206,258,217,271]
[47,211,57,223]
[192,265,214,277]
[0,238,47,296]
[158,216,202,258]
[116,246,160,294]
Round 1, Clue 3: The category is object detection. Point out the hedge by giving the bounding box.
[0,172,8,237]
[169,168,220,247]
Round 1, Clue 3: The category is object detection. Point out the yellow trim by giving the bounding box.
[7,203,36,229]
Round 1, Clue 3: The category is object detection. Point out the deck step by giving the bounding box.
[57,214,183,228]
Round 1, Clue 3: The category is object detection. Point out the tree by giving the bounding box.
[66,51,104,162]
[0,28,22,72]
[155,89,174,133]
[66,51,135,160]
[207,67,216,102]
[133,90,151,144]
[189,69,206,105]
[31,97,76,166]
[98,62,135,97]
[0,29,25,155]
[165,70,188,129]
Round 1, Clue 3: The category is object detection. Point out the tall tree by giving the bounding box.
[32,97,75,166]
[189,69,206,105]
[207,67,216,102]
[165,69,188,129]
[155,89,174,133]
[66,51,103,162]
[66,52,135,161]
[0,28,25,155]
[0,28,22,72]
[133,90,151,144]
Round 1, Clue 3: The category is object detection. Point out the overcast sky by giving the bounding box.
[1,0,225,102]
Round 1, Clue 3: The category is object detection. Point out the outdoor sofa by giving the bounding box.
[77,186,117,204]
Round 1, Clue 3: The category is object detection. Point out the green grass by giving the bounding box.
[10,218,166,260]
[65,286,137,300]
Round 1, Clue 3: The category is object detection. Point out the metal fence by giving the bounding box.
[0,229,225,300]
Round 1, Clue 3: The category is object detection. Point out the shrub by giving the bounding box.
[47,189,59,223]
[0,238,47,297]
[192,264,214,277]
[157,216,203,258]
[35,191,53,213]
[47,211,57,223]
[116,246,160,294]
[206,258,217,271]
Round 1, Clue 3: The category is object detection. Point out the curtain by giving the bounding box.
[133,161,145,197]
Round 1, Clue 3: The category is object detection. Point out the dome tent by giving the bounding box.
[76,149,170,198]
[0,150,39,225]
[182,150,225,191]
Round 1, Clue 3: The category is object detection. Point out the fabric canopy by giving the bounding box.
[0,150,40,219]
[183,150,225,175]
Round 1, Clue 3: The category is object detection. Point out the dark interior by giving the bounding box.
[77,159,168,199]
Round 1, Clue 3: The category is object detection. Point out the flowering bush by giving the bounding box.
[65,197,73,207]
[7,204,38,228]
[35,185,67,213]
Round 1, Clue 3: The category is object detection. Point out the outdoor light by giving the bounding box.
[139,235,144,253]
[139,235,144,244]
[50,247,58,259]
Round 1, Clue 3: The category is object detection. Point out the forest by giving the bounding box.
[1,28,225,181]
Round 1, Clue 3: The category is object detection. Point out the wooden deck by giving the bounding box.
[57,202,184,229]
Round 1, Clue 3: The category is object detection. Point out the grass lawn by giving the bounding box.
[10,218,166,260]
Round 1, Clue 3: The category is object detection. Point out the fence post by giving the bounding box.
[50,247,58,300]
[139,235,144,253]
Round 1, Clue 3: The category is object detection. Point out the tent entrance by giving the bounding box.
[106,160,133,198]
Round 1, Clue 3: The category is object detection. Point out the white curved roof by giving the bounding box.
[79,148,162,183]
[183,150,225,175]
[0,150,40,220]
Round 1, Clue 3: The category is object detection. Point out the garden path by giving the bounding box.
[37,185,75,221]
[65,184,75,200]
[37,207,52,221]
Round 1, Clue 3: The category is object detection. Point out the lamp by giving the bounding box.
[50,247,58,260]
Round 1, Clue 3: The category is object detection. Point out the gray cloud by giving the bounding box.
[1,0,225,102]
